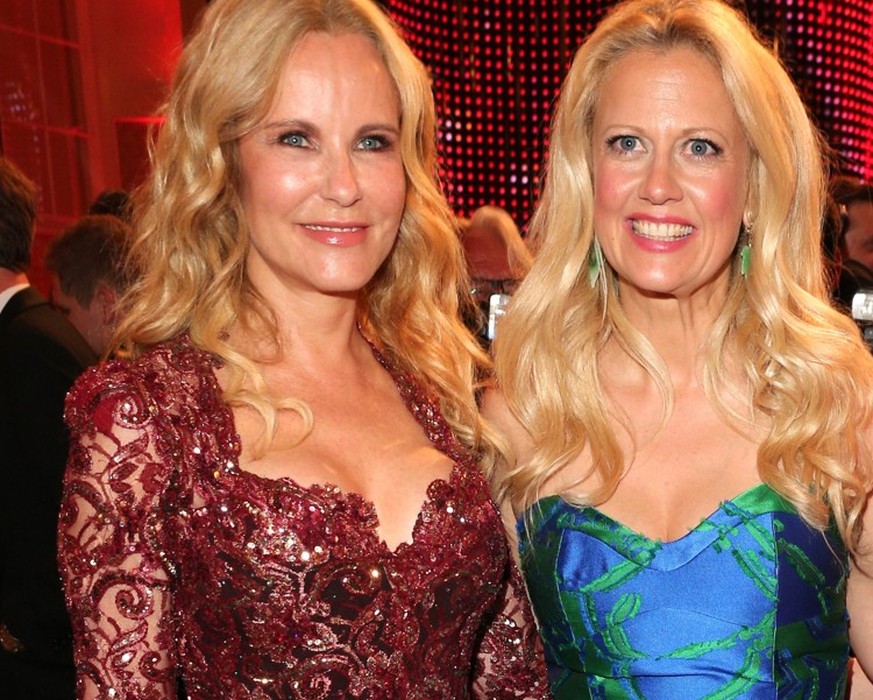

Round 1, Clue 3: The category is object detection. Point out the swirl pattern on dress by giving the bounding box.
[60,335,548,699]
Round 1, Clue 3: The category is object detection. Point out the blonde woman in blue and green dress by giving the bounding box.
[485,0,873,697]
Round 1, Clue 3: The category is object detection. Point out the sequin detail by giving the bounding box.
[59,335,548,699]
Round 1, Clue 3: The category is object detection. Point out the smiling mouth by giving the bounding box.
[632,220,694,240]
[305,224,362,233]
[301,223,367,247]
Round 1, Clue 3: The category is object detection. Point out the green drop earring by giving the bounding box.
[740,220,752,278]
[588,241,603,287]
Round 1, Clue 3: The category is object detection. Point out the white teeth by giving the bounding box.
[632,220,693,240]
[306,224,357,232]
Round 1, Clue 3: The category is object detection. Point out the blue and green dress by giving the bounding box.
[517,483,849,699]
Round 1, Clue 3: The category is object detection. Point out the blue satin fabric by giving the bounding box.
[517,483,850,699]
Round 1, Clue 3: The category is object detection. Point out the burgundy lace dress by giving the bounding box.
[58,335,548,699]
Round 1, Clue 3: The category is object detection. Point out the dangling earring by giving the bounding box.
[740,220,752,278]
[588,240,603,288]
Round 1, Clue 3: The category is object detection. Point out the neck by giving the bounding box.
[0,268,28,293]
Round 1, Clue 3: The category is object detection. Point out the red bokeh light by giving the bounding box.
[386,0,873,230]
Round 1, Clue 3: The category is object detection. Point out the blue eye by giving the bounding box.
[688,138,721,157]
[358,135,390,151]
[606,135,640,153]
[279,132,308,147]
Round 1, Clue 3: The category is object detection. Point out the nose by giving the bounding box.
[323,150,363,207]
[638,152,682,205]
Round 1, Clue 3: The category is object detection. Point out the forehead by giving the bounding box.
[288,30,379,66]
[271,31,398,108]
[594,46,741,131]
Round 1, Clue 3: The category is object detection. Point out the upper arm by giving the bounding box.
[481,388,538,565]
[850,657,873,700]
[59,370,178,698]
[848,481,873,681]
[471,555,550,699]
[481,387,535,475]
[848,415,873,681]
[475,392,548,698]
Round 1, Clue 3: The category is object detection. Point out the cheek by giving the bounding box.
[389,183,407,225]
[592,165,631,244]
[376,176,407,263]
[262,168,308,203]
[691,162,749,217]
[592,161,637,219]
[238,147,310,214]
[695,184,744,221]
[368,162,407,230]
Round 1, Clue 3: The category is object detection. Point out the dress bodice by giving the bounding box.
[517,484,850,699]
[59,335,548,699]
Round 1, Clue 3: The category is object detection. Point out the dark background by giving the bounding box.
[1,0,871,290]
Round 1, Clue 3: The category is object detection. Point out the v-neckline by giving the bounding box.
[197,335,469,555]
[226,459,464,555]
[523,482,782,546]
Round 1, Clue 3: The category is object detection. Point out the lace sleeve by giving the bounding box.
[473,559,551,699]
[58,365,179,699]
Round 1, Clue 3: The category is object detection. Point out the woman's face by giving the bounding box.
[238,31,406,301]
[591,47,751,305]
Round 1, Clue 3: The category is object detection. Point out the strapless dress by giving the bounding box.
[517,483,850,699]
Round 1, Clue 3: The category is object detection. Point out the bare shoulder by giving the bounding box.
[480,386,514,428]
[848,435,873,678]
[481,386,535,464]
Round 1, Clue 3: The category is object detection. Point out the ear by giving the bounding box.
[94,282,118,324]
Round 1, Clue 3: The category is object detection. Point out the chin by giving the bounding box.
[316,277,375,296]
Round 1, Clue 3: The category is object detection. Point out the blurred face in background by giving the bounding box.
[843,199,873,272]
[49,275,117,355]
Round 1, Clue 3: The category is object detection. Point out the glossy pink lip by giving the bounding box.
[301,223,368,247]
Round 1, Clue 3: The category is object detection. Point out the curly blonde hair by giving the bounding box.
[493,0,873,553]
[116,0,490,457]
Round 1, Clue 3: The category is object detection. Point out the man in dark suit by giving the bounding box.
[0,156,97,697]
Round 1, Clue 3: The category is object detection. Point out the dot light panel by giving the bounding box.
[385,0,873,229]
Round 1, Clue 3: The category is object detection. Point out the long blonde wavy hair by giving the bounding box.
[493,0,873,553]
[116,0,490,457]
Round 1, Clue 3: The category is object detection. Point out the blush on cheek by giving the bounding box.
[592,165,628,209]
[685,169,748,219]
[591,171,625,237]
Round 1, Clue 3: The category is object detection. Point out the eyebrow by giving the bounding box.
[359,122,401,135]
[262,118,400,135]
